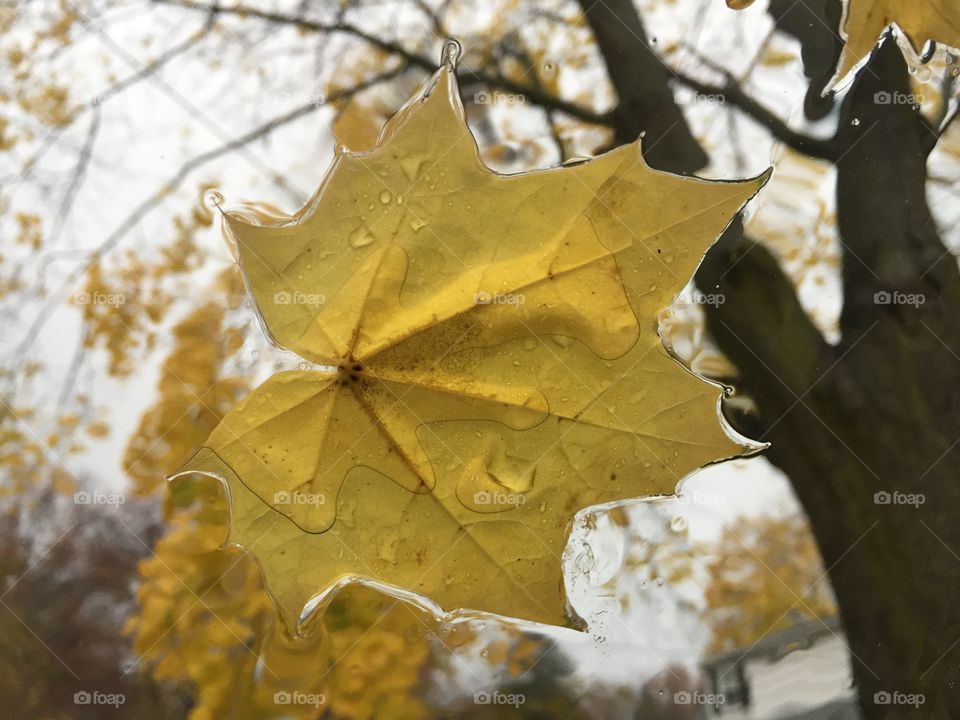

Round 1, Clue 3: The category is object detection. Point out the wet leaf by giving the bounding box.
[835,0,960,84]
[176,59,767,632]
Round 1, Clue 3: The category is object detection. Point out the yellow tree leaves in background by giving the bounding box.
[123,267,249,494]
[701,512,837,654]
[129,475,275,720]
[14,212,42,249]
[79,200,211,380]
[124,270,267,718]
[306,585,442,720]
[2,1,79,136]
[180,58,766,632]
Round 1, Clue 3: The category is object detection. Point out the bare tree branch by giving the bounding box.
[670,67,839,162]
[4,66,408,400]
[577,0,708,173]
[0,12,216,189]
[153,0,613,127]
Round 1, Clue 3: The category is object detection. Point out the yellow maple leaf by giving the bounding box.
[176,55,767,632]
[835,0,960,83]
[725,0,959,87]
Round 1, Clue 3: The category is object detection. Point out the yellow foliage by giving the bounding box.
[0,116,16,152]
[17,83,76,127]
[0,5,14,34]
[128,476,275,720]
[86,421,110,438]
[78,194,209,378]
[14,212,42,249]
[123,268,250,494]
[311,585,437,720]
[179,61,766,632]
[701,512,837,654]
[0,398,95,495]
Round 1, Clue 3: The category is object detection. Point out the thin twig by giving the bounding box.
[153,0,613,127]
[671,67,839,162]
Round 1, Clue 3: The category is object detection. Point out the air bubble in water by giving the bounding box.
[440,38,462,68]
[203,188,224,210]
[575,545,595,574]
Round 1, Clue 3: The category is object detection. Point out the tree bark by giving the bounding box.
[699,36,960,720]
[766,0,844,119]
[581,2,960,717]
[577,0,707,173]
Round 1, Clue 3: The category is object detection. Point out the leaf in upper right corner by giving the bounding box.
[835,0,959,85]
[726,0,960,89]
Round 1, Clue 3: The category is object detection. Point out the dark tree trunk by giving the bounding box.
[578,0,707,173]
[698,39,960,717]
[579,2,960,717]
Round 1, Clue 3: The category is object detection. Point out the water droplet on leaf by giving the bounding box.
[349,226,375,248]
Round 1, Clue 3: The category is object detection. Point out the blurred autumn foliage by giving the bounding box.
[701,513,837,655]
